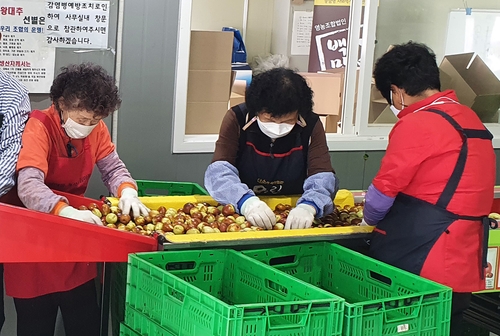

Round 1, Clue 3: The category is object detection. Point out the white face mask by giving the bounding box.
[389,91,405,117]
[62,116,98,139]
[257,118,295,139]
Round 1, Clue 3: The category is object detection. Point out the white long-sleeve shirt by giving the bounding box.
[0,70,30,198]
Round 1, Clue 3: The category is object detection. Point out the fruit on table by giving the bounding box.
[105,213,118,224]
[272,202,365,228]
[91,208,102,218]
[88,199,364,237]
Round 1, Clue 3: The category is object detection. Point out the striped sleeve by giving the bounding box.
[0,70,31,198]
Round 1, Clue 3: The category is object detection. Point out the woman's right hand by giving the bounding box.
[59,206,102,225]
[240,196,276,229]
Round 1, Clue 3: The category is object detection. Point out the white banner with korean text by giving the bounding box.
[0,1,56,93]
[45,1,110,49]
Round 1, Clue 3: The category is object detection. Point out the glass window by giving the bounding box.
[368,0,500,125]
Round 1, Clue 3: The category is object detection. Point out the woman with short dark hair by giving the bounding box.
[4,63,149,336]
[364,42,496,336]
[205,67,338,230]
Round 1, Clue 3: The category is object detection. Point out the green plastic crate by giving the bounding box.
[119,323,140,336]
[111,180,208,335]
[111,263,128,336]
[125,305,176,336]
[126,249,345,336]
[242,243,452,336]
[136,180,208,197]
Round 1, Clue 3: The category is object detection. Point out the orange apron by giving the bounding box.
[4,110,97,299]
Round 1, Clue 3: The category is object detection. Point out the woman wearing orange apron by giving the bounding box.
[4,63,149,336]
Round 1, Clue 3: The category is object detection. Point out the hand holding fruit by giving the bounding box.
[59,206,102,225]
[240,196,276,230]
[285,204,315,230]
[118,188,150,218]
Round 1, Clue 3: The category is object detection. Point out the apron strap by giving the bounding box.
[425,108,493,209]
[425,108,494,279]
[233,103,249,167]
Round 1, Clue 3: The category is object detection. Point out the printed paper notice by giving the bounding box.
[291,11,313,56]
[0,1,55,93]
[45,1,110,49]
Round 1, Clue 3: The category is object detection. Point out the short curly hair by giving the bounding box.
[373,41,441,104]
[50,63,121,117]
[245,68,313,117]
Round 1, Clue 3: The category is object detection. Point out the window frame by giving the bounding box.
[171,0,500,154]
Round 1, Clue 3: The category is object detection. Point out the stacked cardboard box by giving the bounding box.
[185,31,234,135]
[300,72,343,133]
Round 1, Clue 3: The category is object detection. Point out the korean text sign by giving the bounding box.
[46,1,110,49]
[0,1,55,93]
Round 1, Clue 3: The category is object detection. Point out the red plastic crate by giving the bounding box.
[0,191,158,263]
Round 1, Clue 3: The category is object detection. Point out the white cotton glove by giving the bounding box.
[360,219,371,226]
[59,206,102,225]
[285,203,316,230]
[240,196,276,230]
[118,188,150,218]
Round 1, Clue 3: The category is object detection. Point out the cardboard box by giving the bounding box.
[229,92,245,108]
[185,102,230,134]
[188,70,233,102]
[319,115,340,133]
[440,53,500,122]
[300,72,343,115]
[185,31,234,135]
[189,31,234,71]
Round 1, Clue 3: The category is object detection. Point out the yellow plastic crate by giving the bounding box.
[107,190,364,211]
[105,192,372,244]
[108,195,302,211]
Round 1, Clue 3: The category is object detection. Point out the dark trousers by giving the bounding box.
[0,264,4,333]
[450,292,472,336]
[13,280,100,336]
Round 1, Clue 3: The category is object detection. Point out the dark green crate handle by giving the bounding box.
[368,270,393,287]
[244,303,314,329]
[165,261,196,271]
[167,286,185,303]
[265,278,289,297]
[383,296,424,323]
[269,255,297,266]
[244,302,331,315]
[363,295,426,323]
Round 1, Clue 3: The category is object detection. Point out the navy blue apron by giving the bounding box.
[370,108,497,278]
[233,103,318,195]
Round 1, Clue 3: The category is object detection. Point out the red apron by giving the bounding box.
[4,110,97,299]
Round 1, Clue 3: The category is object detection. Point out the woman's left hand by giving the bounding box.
[118,188,150,218]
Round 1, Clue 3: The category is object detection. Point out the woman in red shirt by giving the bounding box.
[364,42,496,336]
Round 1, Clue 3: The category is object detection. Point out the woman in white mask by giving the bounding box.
[364,42,496,336]
[5,63,149,336]
[205,67,339,230]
